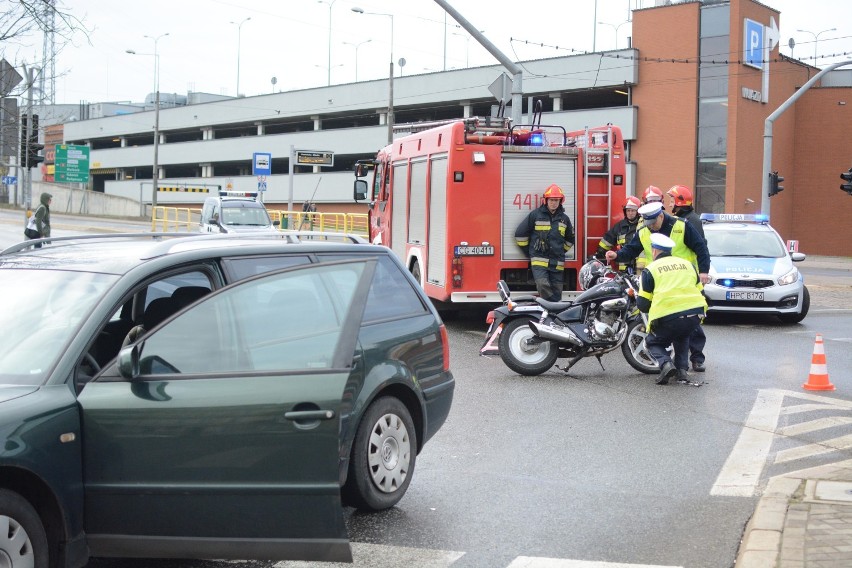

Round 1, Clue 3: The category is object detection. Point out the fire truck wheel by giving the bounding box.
[621,319,660,374]
[498,317,558,376]
[342,396,417,511]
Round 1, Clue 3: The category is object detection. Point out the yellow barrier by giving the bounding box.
[151,206,201,232]
[268,211,369,237]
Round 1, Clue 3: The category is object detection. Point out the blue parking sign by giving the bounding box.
[744,19,764,70]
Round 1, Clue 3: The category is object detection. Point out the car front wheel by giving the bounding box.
[0,489,49,568]
[343,396,417,511]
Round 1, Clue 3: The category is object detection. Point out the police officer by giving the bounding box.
[605,201,711,372]
[637,233,707,385]
[515,184,575,301]
[596,195,642,271]
[665,184,707,370]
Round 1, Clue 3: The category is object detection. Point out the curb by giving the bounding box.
[736,477,802,567]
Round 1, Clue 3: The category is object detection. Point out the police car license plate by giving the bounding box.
[726,291,764,301]
[455,246,494,256]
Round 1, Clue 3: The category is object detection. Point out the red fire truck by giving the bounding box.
[353,116,628,305]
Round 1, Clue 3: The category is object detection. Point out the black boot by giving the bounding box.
[657,362,677,385]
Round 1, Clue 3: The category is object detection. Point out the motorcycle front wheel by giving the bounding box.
[498,317,558,376]
[621,319,660,374]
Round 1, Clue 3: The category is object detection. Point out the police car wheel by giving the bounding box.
[621,319,660,374]
[342,396,416,511]
[498,317,558,376]
[778,285,810,324]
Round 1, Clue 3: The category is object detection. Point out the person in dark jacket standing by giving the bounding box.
[597,195,642,271]
[25,192,52,248]
[637,233,707,385]
[515,184,575,301]
[665,184,707,371]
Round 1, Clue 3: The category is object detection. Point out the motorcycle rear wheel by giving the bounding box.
[498,317,558,376]
[621,319,660,374]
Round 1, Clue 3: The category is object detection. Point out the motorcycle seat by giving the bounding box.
[537,298,573,311]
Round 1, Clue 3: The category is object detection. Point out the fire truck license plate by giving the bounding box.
[455,246,494,256]
[726,291,764,301]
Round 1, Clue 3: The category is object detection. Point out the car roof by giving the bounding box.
[0,232,377,275]
[704,222,775,232]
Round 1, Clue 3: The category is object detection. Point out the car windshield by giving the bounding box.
[0,269,117,386]
[706,228,787,258]
[221,205,272,227]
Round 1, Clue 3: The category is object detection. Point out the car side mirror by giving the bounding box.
[354,179,368,202]
[791,252,806,262]
[118,344,141,379]
[273,219,281,227]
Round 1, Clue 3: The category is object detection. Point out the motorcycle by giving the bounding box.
[480,259,660,376]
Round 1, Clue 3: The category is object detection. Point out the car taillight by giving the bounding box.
[439,324,450,371]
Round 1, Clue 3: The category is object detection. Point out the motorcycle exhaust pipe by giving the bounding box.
[528,321,584,347]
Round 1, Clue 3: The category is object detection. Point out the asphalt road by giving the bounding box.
[2,209,851,567]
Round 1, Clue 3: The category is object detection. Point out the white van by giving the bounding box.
[199,191,280,234]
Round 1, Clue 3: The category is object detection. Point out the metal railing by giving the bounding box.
[268,210,369,237]
[151,206,200,232]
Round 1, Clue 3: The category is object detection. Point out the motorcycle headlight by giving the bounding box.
[777,267,799,286]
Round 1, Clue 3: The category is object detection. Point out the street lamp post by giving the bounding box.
[796,27,836,66]
[343,39,371,82]
[352,7,394,144]
[318,0,338,86]
[230,17,251,96]
[597,20,629,49]
[129,32,168,211]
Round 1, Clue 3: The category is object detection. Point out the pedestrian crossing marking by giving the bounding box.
[713,389,852,497]
[507,558,681,567]
[274,542,465,567]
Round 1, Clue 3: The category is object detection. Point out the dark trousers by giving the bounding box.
[646,314,701,370]
[689,324,706,364]
[531,266,564,302]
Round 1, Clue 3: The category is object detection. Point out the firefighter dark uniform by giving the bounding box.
[637,233,707,385]
[515,184,575,301]
[667,184,707,371]
[597,195,642,271]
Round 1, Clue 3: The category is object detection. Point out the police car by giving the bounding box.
[199,191,279,234]
[701,213,809,323]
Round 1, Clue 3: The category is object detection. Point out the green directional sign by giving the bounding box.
[55,144,90,183]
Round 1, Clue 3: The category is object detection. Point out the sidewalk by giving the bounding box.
[736,461,852,567]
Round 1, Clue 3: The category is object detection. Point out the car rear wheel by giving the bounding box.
[778,285,810,324]
[343,396,416,511]
[0,489,48,568]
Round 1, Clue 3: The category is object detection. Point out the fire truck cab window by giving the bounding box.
[375,163,386,200]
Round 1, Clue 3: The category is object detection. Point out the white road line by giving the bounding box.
[711,389,784,496]
[507,558,681,568]
[780,403,850,415]
[776,416,852,437]
[275,543,465,567]
[774,433,852,464]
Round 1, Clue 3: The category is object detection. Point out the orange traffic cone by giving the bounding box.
[803,334,835,391]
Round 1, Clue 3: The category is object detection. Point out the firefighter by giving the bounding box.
[596,195,643,271]
[605,201,710,372]
[642,185,665,206]
[637,233,707,385]
[665,184,707,371]
[666,184,704,240]
[515,184,575,301]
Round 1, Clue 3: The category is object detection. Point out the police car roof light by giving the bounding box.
[219,190,259,199]
[699,213,769,224]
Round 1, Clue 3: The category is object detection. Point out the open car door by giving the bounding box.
[78,259,376,563]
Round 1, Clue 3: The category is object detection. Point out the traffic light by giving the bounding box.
[26,114,44,169]
[768,171,784,197]
[841,168,852,195]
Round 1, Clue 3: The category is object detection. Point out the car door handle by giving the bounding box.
[285,409,336,421]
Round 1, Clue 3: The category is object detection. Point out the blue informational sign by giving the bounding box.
[743,19,764,70]
[1,176,16,185]
[252,152,272,176]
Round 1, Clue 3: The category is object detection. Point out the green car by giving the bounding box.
[0,232,454,568]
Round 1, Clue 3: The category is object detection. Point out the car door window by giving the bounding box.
[136,260,374,375]
[222,255,311,281]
